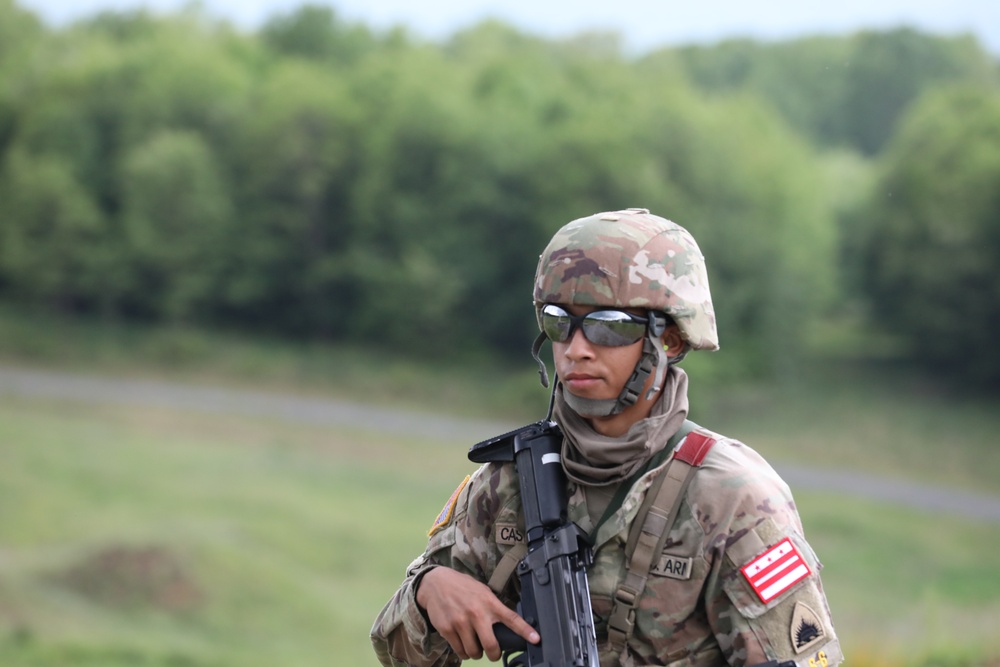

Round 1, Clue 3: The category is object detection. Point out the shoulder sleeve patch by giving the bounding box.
[790,601,827,654]
[674,431,715,466]
[740,537,812,604]
[428,475,471,537]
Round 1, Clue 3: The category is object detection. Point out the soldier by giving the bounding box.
[371,209,843,667]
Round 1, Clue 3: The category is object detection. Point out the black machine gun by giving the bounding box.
[469,420,600,667]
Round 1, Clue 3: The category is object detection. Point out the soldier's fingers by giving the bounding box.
[477,622,503,662]
[434,626,462,661]
[456,625,484,661]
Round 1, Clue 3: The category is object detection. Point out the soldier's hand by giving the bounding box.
[416,566,540,661]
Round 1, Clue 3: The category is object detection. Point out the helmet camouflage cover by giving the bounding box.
[533,208,719,351]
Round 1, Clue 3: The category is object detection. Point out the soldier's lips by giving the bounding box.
[563,373,602,391]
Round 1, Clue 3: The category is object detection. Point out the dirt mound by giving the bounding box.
[53,544,203,612]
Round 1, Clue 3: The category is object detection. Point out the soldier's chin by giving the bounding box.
[563,391,619,418]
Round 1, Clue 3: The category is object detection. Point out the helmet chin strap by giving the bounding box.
[531,331,551,388]
[563,331,667,418]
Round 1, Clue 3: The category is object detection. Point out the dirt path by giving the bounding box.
[3,364,1000,524]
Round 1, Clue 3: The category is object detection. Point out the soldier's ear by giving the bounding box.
[661,325,684,359]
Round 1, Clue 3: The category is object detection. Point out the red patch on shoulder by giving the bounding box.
[674,432,715,466]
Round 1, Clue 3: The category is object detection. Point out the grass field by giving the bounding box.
[1,312,999,666]
[0,394,454,667]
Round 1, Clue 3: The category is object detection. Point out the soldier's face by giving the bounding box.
[551,304,647,403]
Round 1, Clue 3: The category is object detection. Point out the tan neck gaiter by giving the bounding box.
[555,366,690,487]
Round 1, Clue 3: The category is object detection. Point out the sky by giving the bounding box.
[16,0,1000,55]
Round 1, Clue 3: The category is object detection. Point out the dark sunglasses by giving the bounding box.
[540,304,650,347]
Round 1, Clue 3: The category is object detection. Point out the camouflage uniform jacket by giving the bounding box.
[371,426,842,667]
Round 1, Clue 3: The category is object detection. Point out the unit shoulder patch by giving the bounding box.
[740,537,812,604]
[428,475,471,537]
[790,601,827,654]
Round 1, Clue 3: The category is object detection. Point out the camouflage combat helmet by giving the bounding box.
[530,208,719,416]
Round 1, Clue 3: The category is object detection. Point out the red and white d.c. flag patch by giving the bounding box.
[741,537,812,604]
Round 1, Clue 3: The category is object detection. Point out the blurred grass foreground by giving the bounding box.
[0,313,999,667]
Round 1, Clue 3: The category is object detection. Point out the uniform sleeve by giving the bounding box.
[370,462,522,667]
[699,441,844,667]
[370,557,457,667]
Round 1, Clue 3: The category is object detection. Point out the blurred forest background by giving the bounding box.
[2,0,999,386]
[1,0,1000,665]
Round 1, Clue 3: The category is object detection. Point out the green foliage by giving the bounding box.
[0,150,109,310]
[860,85,1000,386]
[669,36,852,144]
[121,130,234,321]
[225,58,361,336]
[0,5,997,387]
[0,0,42,68]
[0,0,43,156]
[673,28,1000,155]
[841,30,999,154]
[260,4,376,63]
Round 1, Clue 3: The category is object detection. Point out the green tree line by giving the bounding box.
[1,0,999,386]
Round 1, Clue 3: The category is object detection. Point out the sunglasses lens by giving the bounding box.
[541,305,573,342]
[540,305,647,347]
[583,311,647,346]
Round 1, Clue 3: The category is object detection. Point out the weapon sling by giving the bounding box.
[606,425,716,656]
